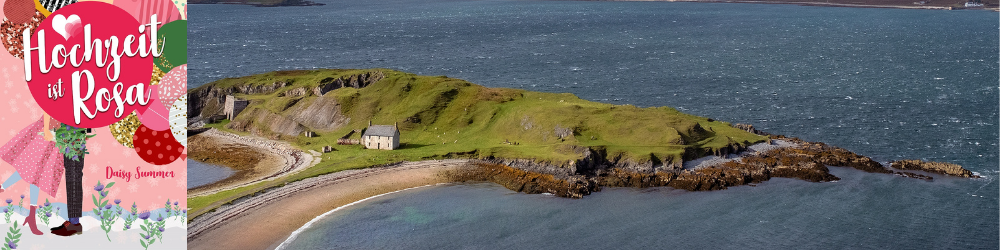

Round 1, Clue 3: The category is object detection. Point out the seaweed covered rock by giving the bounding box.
[890,160,978,178]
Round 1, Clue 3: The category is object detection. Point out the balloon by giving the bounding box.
[153,20,185,72]
[132,124,183,165]
[25,2,153,128]
[159,64,185,108]
[113,0,181,30]
[35,0,76,13]
[4,0,35,23]
[168,95,185,147]
[109,112,141,148]
[0,10,41,59]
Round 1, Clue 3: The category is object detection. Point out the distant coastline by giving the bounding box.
[590,0,999,10]
[188,0,323,7]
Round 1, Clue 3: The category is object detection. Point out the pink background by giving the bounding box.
[0,39,185,213]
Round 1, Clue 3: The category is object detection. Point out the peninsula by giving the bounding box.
[186,69,976,249]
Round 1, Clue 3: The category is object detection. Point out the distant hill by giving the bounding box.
[188,0,323,7]
[596,0,997,10]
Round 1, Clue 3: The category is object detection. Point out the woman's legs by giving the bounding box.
[1,172,22,189]
[2,173,43,204]
[29,184,38,205]
[24,184,41,235]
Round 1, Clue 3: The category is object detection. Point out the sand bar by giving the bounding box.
[187,159,472,250]
[187,129,316,197]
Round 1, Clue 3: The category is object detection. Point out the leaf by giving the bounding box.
[91,195,99,206]
[140,225,147,231]
[105,182,115,189]
[141,241,147,248]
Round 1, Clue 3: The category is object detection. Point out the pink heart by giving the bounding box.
[65,20,83,39]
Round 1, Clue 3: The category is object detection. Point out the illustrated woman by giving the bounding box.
[0,113,66,235]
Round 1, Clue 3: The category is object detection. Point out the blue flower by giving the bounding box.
[142,234,151,240]
[93,183,104,192]
[7,240,15,249]
[44,212,50,217]
[138,211,150,220]
[43,201,50,207]
[104,204,113,210]
[157,227,164,232]
[101,191,108,198]
[124,225,131,230]
[5,199,11,204]
[114,199,121,205]
[173,201,178,206]
[18,195,23,199]
[132,203,137,209]
[2,208,7,213]
[155,215,164,222]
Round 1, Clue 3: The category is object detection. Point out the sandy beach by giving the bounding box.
[187,159,473,250]
[187,129,317,197]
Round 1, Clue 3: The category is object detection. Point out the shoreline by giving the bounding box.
[187,128,317,197]
[274,184,442,250]
[187,159,472,250]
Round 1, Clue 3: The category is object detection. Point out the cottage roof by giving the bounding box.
[363,125,398,137]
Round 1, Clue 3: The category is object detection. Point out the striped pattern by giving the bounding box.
[132,0,182,28]
[38,0,76,12]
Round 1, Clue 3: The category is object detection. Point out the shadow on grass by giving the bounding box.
[399,143,432,150]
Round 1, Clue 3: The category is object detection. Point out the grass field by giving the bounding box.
[187,69,767,219]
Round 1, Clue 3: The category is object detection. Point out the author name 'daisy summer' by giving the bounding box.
[106,166,174,182]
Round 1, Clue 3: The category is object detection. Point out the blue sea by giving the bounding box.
[189,0,999,248]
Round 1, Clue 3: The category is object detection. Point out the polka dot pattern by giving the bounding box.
[132,124,182,165]
[0,116,63,196]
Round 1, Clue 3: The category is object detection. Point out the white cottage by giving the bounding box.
[362,121,400,150]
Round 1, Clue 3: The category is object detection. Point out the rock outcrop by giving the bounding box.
[188,71,382,139]
[890,160,978,178]
[461,134,924,198]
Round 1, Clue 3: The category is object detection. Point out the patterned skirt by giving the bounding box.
[0,117,63,197]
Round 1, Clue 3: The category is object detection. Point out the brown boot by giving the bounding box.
[23,205,42,235]
[50,221,82,236]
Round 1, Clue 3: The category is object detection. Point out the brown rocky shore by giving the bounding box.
[890,159,979,178]
[446,134,976,198]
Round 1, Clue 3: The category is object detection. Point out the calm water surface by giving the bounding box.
[189,0,999,248]
[187,159,235,189]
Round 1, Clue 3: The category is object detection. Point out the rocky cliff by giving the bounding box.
[188,71,384,139]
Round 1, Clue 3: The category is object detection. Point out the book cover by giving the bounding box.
[0,0,186,248]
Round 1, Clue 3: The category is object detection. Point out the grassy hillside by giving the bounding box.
[187,69,767,218]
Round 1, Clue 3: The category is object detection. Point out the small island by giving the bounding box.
[185,69,977,249]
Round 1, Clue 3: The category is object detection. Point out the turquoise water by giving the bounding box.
[189,0,999,248]
[281,168,994,249]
